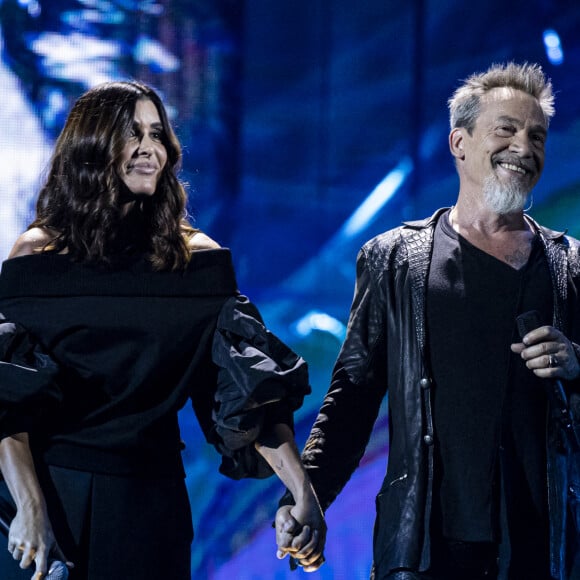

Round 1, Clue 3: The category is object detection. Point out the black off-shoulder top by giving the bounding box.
[0,250,310,479]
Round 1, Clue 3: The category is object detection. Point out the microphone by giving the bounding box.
[516,310,580,451]
[44,560,69,580]
[0,496,69,580]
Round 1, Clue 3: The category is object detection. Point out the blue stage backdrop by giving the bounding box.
[1,1,580,578]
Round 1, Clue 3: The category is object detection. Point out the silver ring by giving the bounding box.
[548,354,558,368]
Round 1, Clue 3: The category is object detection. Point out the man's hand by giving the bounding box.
[275,503,326,572]
[511,325,580,380]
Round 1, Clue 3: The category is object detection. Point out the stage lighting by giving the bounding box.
[543,29,564,65]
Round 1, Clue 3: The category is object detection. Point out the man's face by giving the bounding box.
[460,87,547,213]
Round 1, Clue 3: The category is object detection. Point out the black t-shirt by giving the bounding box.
[427,210,552,542]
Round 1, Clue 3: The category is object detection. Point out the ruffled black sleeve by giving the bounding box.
[210,295,311,480]
[0,313,62,440]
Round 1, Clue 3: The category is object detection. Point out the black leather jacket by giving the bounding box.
[302,208,580,579]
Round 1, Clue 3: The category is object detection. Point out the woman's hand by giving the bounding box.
[275,494,326,572]
[253,423,327,572]
[0,433,72,579]
[7,501,67,579]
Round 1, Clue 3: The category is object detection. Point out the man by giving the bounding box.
[276,62,580,579]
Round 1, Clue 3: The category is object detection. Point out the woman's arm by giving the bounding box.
[254,423,326,572]
[1,232,68,576]
[187,231,221,251]
[0,433,67,578]
[7,228,56,259]
[210,293,322,567]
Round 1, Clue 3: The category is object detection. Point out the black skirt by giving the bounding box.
[0,464,193,580]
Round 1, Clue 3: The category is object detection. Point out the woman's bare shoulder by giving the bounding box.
[187,231,221,251]
[8,228,58,259]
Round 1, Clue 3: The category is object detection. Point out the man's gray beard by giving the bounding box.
[482,175,530,215]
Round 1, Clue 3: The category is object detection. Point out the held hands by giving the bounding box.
[253,423,326,571]
[275,497,326,572]
[511,324,580,381]
[8,503,71,580]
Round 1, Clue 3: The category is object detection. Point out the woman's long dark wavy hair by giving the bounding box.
[30,81,197,270]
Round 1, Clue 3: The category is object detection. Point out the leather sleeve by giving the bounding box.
[298,246,389,510]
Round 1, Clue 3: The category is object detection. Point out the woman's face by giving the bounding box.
[118,98,168,196]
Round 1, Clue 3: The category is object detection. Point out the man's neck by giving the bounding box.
[449,199,529,236]
[449,200,535,270]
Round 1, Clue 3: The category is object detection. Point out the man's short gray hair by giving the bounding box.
[448,62,555,133]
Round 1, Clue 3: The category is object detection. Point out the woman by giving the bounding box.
[0,82,325,579]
